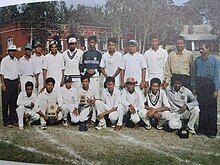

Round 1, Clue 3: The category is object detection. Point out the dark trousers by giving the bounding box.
[196,77,217,136]
[2,79,18,126]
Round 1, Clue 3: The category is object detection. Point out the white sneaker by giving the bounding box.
[18,127,24,131]
[144,120,152,130]
[95,124,106,130]
[40,124,47,130]
[62,120,68,127]
[156,124,163,130]
[189,129,196,135]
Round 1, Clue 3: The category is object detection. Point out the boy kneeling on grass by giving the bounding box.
[16,81,40,131]
[95,77,124,131]
[141,78,171,130]
[35,77,66,130]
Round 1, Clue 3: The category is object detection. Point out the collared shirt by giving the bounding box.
[101,88,121,110]
[145,89,170,109]
[0,55,19,80]
[35,89,63,111]
[144,47,168,80]
[166,86,198,113]
[120,52,147,84]
[100,51,122,86]
[17,91,37,107]
[121,89,145,111]
[59,86,79,108]
[43,52,65,85]
[32,53,44,74]
[78,86,100,101]
[18,55,36,76]
[164,49,193,83]
[63,49,83,80]
[194,55,220,90]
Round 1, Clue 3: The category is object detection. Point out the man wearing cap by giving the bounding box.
[63,37,83,89]
[120,77,151,129]
[0,45,20,127]
[120,40,147,91]
[59,76,79,127]
[42,41,65,90]
[18,43,37,91]
[100,38,123,89]
[79,35,102,94]
[144,37,168,83]
[32,41,44,95]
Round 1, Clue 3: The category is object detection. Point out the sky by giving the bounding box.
[64,0,189,7]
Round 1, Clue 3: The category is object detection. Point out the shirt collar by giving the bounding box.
[106,89,116,96]
[170,86,184,94]
[175,49,186,55]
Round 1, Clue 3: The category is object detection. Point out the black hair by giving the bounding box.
[88,35,97,42]
[25,81,34,90]
[177,36,185,42]
[201,42,210,49]
[150,78,161,86]
[171,74,184,85]
[108,38,117,44]
[81,74,90,82]
[106,76,115,84]
[45,77,55,85]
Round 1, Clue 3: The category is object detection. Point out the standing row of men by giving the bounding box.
[0,35,219,138]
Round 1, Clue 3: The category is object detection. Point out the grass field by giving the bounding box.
[0,96,220,165]
[0,55,220,165]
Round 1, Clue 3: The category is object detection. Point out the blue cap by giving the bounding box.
[25,43,32,50]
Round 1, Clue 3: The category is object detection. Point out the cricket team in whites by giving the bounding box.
[1,35,219,138]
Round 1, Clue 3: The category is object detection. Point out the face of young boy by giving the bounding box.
[65,82,72,89]
[126,82,135,92]
[108,42,116,53]
[151,83,160,94]
[88,40,96,49]
[173,80,182,92]
[26,86,33,97]
[82,79,90,88]
[46,82,54,93]
[107,81,115,93]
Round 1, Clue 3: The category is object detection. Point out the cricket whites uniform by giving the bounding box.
[16,91,40,128]
[59,86,79,122]
[35,89,65,125]
[18,55,36,91]
[97,88,123,126]
[144,47,168,83]
[32,53,44,94]
[43,52,65,89]
[63,49,83,88]
[100,51,122,87]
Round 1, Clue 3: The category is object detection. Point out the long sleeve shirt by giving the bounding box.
[79,48,102,77]
[166,86,198,113]
[17,91,37,107]
[121,89,145,111]
[59,86,79,109]
[194,55,220,90]
[101,88,121,110]
[164,49,193,83]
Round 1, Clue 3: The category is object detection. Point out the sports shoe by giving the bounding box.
[188,129,196,135]
[95,124,106,130]
[40,124,47,130]
[18,127,24,131]
[79,122,88,131]
[144,120,152,130]
[156,124,163,130]
[5,124,13,128]
[62,120,68,127]
[114,125,122,131]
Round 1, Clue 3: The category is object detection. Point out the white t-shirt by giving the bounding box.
[43,52,64,87]
[100,51,122,86]
[59,86,79,108]
[144,47,168,82]
[120,52,147,84]
[18,55,36,76]
[32,53,44,74]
